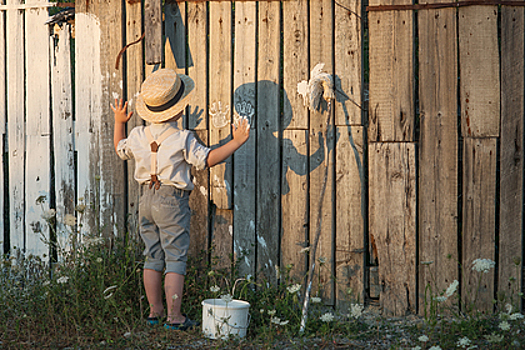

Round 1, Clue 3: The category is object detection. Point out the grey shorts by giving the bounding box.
[139,184,191,275]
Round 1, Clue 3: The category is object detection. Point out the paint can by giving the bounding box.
[201,298,251,339]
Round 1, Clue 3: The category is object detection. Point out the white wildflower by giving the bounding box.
[506,303,513,314]
[267,309,276,316]
[418,335,429,342]
[499,321,511,331]
[311,296,322,303]
[411,347,422,350]
[445,280,459,297]
[271,317,289,326]
[220,294,233,303]
[96,257,103,263]
[287,283,302,294]
[123,332,131,338]
[320,312,334,323]
[56,276,69,284]
[510,313,524,320]
[485,333,504,343]
[42,280,51,287]
[429,346,442,350]
[260,309,265,314]
[456,336,471,348]
[434,296,447,302]
[64,214,76,227]
[210,285,221,293]
[172,294,179,301]
[300,247,311,254]
[42,209,56,221]
[471,258,495,273]
[350,303,364,319]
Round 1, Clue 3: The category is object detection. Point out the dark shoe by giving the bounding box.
[146,316,161,326]
[164,315,200,331]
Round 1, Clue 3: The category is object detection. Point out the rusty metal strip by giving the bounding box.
[367,0,525,11]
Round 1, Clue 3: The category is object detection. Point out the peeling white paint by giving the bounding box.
[209,101,230,128]
[229,225,233,236]
[235,204,239,211]
[199,186,207,197]
[245,256,251,267]
[224,180,230,192]
[112,92,120,100]
[249,220,255,231]
[257,235,267,248]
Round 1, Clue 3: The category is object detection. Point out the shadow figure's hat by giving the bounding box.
[136,68,195,123]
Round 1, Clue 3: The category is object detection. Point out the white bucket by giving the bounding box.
[201,298,251,339]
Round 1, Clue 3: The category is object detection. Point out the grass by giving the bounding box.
[1,208,525,349]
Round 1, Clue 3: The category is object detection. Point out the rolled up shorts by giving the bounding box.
[139,184,191,275]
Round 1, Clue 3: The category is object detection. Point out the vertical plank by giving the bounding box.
[418,6,458,314]
[310,0,335,304]
[51,25,75,254]
[6,0,26,252]
[125,0,144,234]
[165,0,186,74]
[499,6,524,307]
[25,0,51,257]
[91,0,125,236]
[187,0,208,131]
[282,130,309,281]
[0,0,6,253]
[189,130,209,260]
[209,1,232,210]
[209,1,233,265]
[256,1,281,283]
[335,126,365,306]
[233,1,256,278]
[75,1,103,234]
[144,0,162,65]
[368,1,414,142]
[459,5,499,138]
[462,138,496,312]
[334,0,362,126]
[369,143,416,316]
[283,0,308,130]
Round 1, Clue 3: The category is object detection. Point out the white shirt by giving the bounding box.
[117,121,210,191]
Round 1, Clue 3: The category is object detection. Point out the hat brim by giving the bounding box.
[135,74,195,123]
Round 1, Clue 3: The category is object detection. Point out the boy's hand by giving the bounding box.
[111,98,133,124]
[232,117,250,145]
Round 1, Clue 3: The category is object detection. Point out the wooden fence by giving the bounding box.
[1,0,524,316]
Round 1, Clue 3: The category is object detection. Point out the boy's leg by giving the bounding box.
[165,272,185,323]
[144,269,164,318]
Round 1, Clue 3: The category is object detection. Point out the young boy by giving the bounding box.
[112,68,250,330]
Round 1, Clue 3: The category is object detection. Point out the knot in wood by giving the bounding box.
[150,141,159,152]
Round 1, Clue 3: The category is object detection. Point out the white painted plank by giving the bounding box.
[51,25,75,254]
[6,0,26,252]
[25,0,51,258]
[75,8,103,233]
[0,0,5,253]
[233,0,256,278]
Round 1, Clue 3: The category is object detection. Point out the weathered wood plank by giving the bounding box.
[144,0,162,65]
[499,6,524,308]
[256,1,281,284]
[233,1,256,278]
[75,1,103,234]
[310,0,335,304]
[125,0,144,234]
[189,130,209,261]
[25,0,51,257]
[334,0,362,126]
[209,1,233,267]
[0,0,5,253]
[51,25,75,254]
[283,0,308,130]
[209,1,232,210]
[281,130,309,282]
[187,0,207,131]
[369,143,416,316]
[335,126,365,307]
[368,0,414,142]
[462,138,496,312]
[98,0,126,236]
[418,6,458,314]
[6,0,26,252]
[458,5,499,138]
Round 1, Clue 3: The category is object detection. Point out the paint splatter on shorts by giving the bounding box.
[139,184,191,275]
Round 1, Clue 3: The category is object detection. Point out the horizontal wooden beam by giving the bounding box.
[367,0,525,11]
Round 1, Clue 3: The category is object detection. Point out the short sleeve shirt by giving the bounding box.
[117,121,210,191]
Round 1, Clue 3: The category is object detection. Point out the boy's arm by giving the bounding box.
[111,99,133,153]
[206,118,250,168]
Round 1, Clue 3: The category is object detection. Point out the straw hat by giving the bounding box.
[136,69,195,123]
